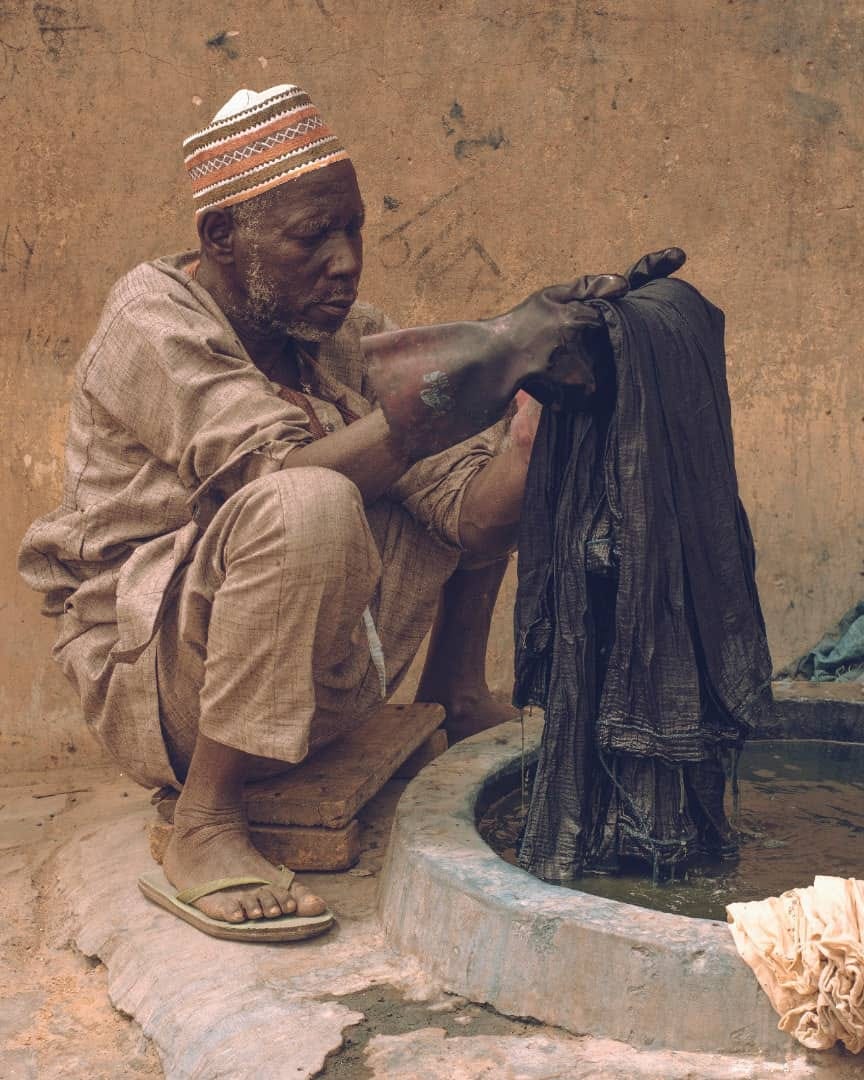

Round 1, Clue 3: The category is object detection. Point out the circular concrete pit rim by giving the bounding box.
[378,716,798,1058]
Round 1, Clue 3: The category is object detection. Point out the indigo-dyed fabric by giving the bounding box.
[514,278,773,882]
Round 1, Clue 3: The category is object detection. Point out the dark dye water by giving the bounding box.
[477,740,864,921]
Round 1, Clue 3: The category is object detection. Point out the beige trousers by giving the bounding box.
[154,467,461,777]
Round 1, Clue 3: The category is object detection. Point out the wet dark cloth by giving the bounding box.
[513,278,773,882]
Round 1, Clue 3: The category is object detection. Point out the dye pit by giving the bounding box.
[477,738,864,921]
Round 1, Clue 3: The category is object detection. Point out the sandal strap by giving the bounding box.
[177,867,296,906]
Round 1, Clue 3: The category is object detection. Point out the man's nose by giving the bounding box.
[325,232,362,279]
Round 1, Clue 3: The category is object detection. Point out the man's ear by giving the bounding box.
[198,209,235,264]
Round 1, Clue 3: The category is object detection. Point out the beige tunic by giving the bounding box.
[18,252,501,787]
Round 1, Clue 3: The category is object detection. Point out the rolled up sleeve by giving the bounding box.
[388,422,507,548]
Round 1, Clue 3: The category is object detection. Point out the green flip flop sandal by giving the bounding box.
[138,867,335,943]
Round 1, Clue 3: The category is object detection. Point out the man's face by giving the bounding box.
[229,159,364,341]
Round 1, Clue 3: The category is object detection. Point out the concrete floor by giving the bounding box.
[2,765,861,1079]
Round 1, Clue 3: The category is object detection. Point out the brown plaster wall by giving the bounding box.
[3,1,862,770]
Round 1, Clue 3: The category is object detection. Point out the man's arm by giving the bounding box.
[456,393,541,556]
[279,408,409,503]
[378,250,687,552]
[287,249,687,518]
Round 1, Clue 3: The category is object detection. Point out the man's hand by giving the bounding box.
[520,247,687,404]
[509,390,543,462]
[505,247,687,386]
[504,274,628,404]
[496,273,628,396]
[624,246,686,289]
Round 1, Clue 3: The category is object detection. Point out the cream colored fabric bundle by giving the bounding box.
[727,876,864,1053]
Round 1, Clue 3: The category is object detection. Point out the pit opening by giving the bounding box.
[477,738,864,921]
[379,689,864,1058]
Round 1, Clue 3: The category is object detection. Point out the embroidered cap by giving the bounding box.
[183,84,349,217]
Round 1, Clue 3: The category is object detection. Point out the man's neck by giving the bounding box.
[233,322,298,384]
[196,258,301,387]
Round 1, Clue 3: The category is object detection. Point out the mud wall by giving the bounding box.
[3,1,862,770]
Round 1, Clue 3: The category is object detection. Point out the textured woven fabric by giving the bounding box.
[514,278,773,881]
[727,876,864,1053]
[18,253,502,787]
[183,85,349,217]
[154,466,457,778]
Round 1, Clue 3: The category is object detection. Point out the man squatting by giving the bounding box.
[18,85,683,936]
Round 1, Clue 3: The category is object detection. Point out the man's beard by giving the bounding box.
[251,306,333,343]
[245,261,341,343]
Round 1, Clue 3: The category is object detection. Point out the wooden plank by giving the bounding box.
[393,728,448,779]
[149,703,446,830]
[148,818,361,872]
[246,702,445,828]
[154,725,449,826]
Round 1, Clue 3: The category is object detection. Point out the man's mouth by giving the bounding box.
[314,296,356,316]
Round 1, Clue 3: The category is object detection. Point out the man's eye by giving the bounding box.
[291,220,362,244]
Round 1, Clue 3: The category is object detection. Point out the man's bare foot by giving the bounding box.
[163,801,327,924]
[421,686,518,744]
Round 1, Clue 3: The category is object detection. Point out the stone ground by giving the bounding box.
[2,764,861,1080]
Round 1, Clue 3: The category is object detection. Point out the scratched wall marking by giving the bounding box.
[0,222,38,284]
[32,2,92,59]
[378,183,503,302]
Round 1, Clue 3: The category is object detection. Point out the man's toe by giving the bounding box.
[185,882,313,922]
[292,884,327,917]
[269,884,297,915]
[214,895,247,922]
[258,887,290,918]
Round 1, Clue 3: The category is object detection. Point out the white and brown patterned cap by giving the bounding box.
[183,84,349,218]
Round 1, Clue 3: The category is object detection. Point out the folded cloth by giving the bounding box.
[727,876,864,1053]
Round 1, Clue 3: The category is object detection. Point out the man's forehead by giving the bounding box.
[266,162,363,219]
